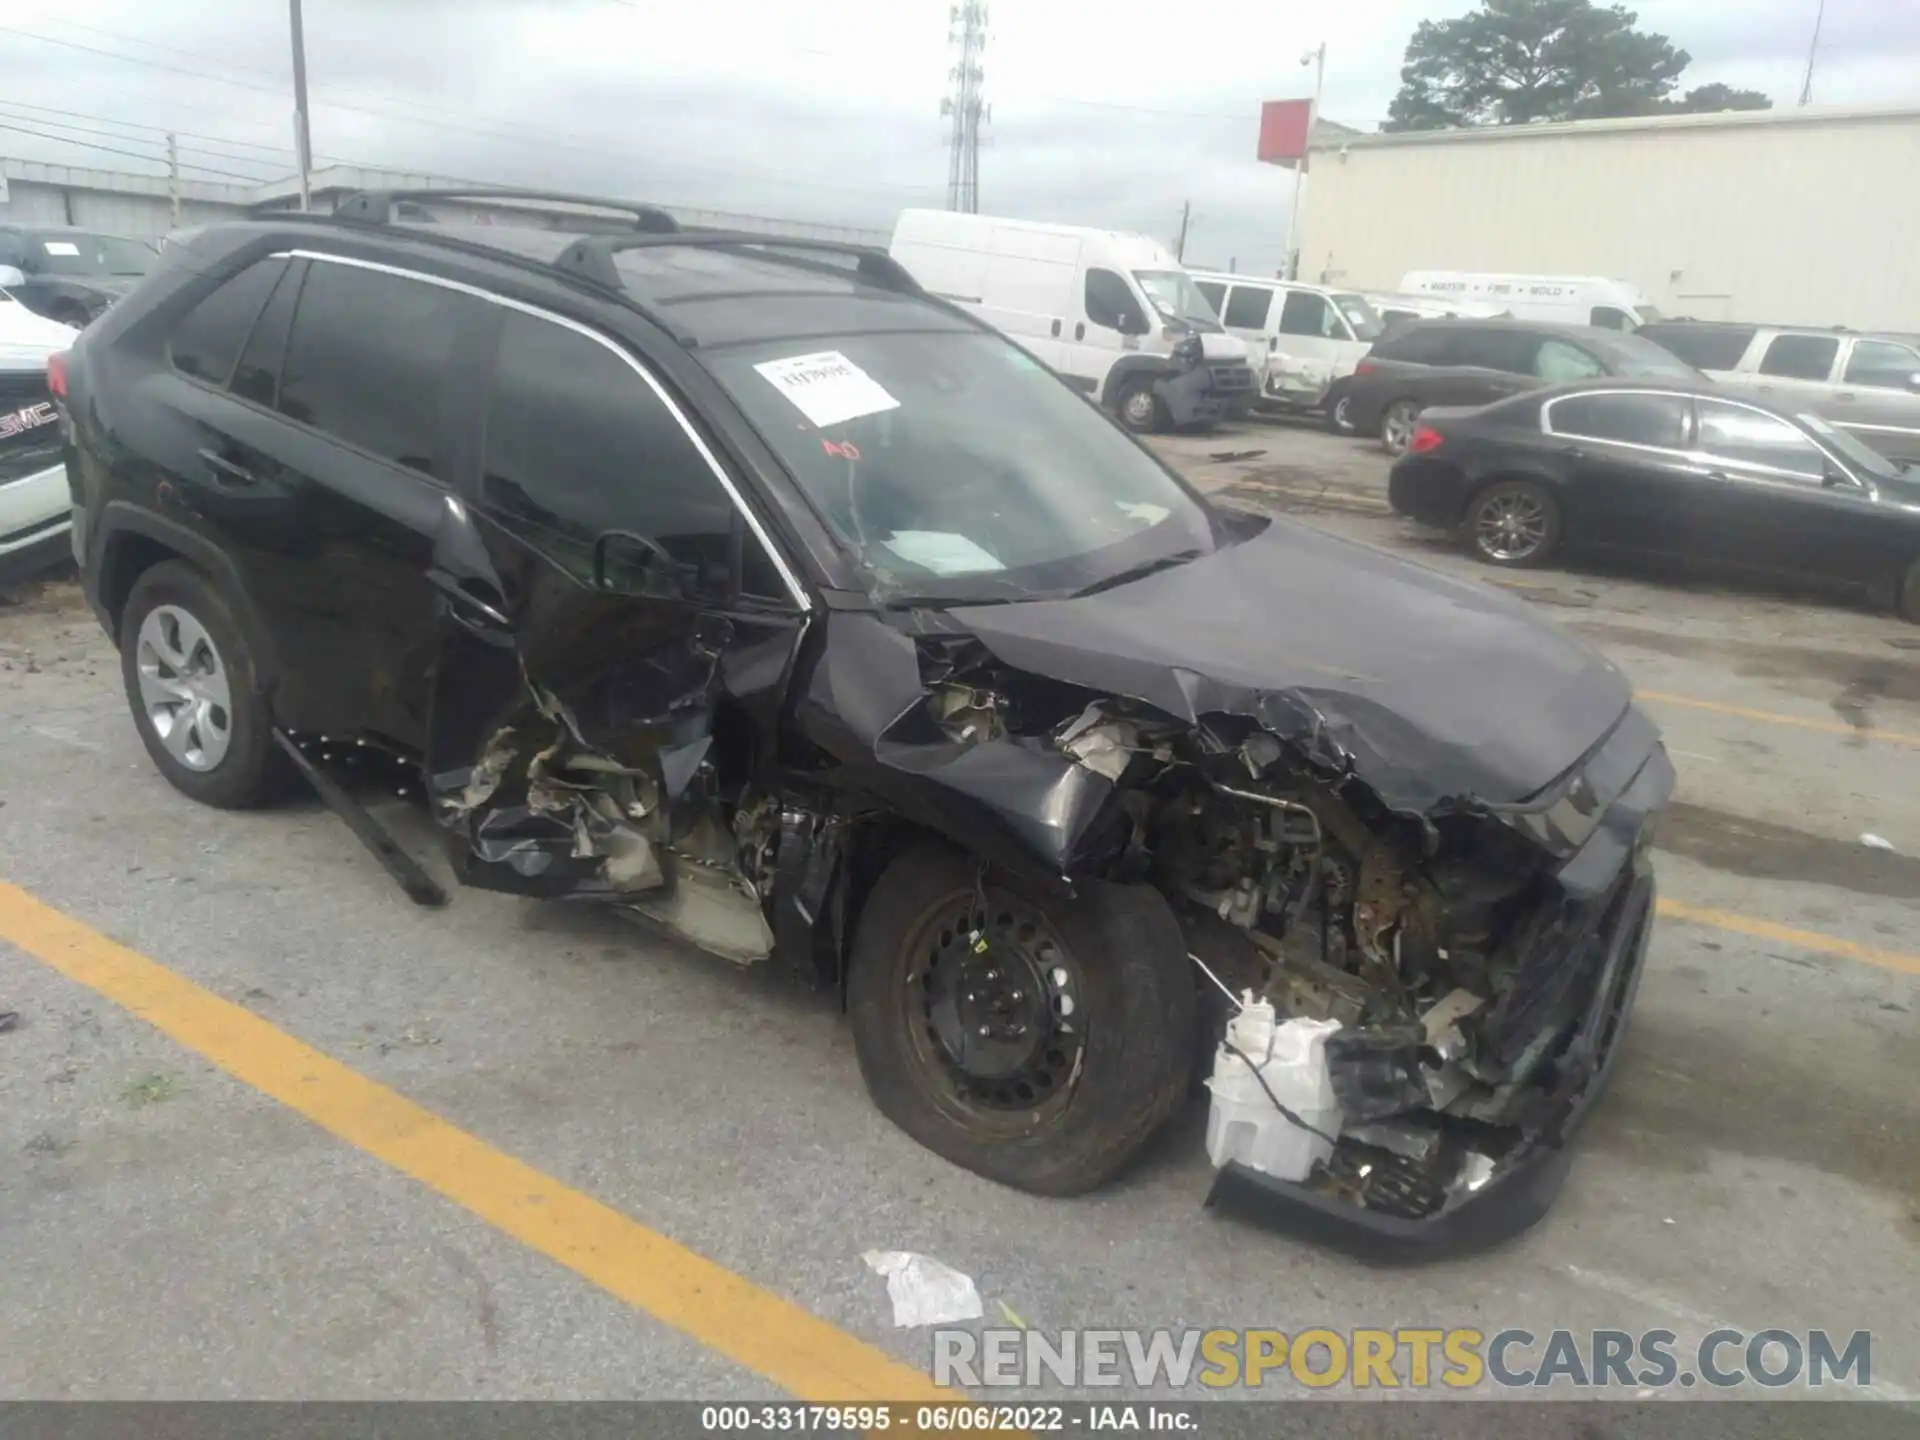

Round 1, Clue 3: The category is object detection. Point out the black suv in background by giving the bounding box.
[1346,319,1703,455]
[53,191,1671,1249]
[0,225,158,326]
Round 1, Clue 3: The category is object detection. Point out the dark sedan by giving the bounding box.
[1347,319,1702,456]
[0,225,157,328]
[1388,380,1920,620]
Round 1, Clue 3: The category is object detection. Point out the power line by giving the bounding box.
[0,121,273,184]
[0,23,947,199]
[0,99,297,156]
[0,108,286,176]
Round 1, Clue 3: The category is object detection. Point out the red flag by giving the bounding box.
[1258,98,1313,171]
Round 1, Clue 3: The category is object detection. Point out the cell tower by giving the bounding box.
[942,3,989,212]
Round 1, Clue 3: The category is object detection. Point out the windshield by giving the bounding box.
[29,233,156,278]
[1800,413,1902,481]
[1333,293,1383,341]
[1597,331,1702,380]
[1133,270,1219,327]
[704,330,1219,603]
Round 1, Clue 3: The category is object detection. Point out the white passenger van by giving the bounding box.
[1189,272,1385,434]
[1400,272,1661,330]
[888,210,1260,433]
[1364,292,1509,327]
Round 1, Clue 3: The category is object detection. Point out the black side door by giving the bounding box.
[1690,398,1909,594]
[1422,327,1540,408]
[1536,390,1703,556]
[425,304,810,923]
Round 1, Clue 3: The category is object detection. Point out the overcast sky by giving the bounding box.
[1,0,1913,273]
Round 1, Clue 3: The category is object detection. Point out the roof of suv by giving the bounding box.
[232,193,964,352]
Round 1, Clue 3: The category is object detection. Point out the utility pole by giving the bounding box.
[1798,0,1827,106]
[1283,41,1326,281]
[942,3,989,213]
[165,132,180,227]
[289,0,314,211]
[1174,201,1191,261]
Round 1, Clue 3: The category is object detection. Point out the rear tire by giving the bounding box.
[846,843,1195,1196]
[1115,378,1166,434]
[1899,557,1920,623]
[119,560,290,808]
[1380,398,1422,456]
[1325,388,1358,436]
[1464,479,1563,568]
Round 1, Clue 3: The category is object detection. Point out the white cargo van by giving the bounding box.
[888,210,1260,433]
[1189,272,1383,432]
[1364,292,1510,327]
[1400,272,1660,330]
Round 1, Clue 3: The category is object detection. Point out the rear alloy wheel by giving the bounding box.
[1380,398,1422,456]
[847,844,1195,1196]
[1116,378,1165,434]
[1899,557,1920,623]
[119,560,290,808]
[1467,480,1563,568]
[1326,390,1358,436]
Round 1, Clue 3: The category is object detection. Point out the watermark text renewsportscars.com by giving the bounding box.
[933,1327,1879,1392]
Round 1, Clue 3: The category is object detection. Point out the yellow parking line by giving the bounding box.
[1657,898,1920,978]
[1636,690,1920,749]
[0,882,944,1405]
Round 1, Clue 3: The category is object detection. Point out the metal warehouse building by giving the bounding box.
[0,158,887,247]
[1296,103,1920,331]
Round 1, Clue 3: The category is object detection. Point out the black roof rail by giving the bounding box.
[552,231,922,298]
[334,187,681,233]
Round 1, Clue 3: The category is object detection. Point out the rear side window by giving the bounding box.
[1222,286,1273,329]
[1590,305,1633,330]
[1278,290,1339,338]
[1698,402,1826,479]
[1373,324,1455,364]
[482,311,755,599]
[1548,393,1688,449]
[1450,328,1537,374]
[167,257,286,386]
[1757,334,1839,382]
[1533,339,1607,383]
[277,261,471,476]
[1642,325,1754,371]
[231,259,305,408]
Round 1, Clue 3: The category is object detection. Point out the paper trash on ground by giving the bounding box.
[862,1250,984,1328]
[754,350,900,428]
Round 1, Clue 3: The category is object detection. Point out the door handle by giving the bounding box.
[1074,322,1086,341]
[426,567,512,636]
[197,448,257,487]
[1050,319,1061,337]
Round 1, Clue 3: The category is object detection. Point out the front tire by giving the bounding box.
[847,844,1195,1196]
[1465,479,1563,568]
[1325,388,1358,436]
[1115,378,1166,434]
[1380,398,1422,455]
[119,560,289,808]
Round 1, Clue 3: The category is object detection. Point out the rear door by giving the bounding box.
[1742,332,1843,415]
[1832,337,1920,463]
[1424,326,1539,407]
[426,304,809,912]
[1218,282,1276,353]
[1538,390,1701,555]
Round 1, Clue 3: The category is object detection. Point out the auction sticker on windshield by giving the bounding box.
[754,350,900,428]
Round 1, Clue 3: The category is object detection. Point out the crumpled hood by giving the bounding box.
[949,520,1634,812]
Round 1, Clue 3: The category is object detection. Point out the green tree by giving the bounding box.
[1382,0,1766,132]
[1663,82,1773,114]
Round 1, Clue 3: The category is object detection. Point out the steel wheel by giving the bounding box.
[904,889,1089,1134]
[1119,383,1159,432]
[1331,393,1355,434]
[1381,399,1421,455]
[1468,481,1562,567]
[134,603,233,771]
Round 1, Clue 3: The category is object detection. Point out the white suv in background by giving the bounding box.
[0,285,78,586]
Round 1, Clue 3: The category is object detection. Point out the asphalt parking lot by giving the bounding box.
[2,417,1917,1408]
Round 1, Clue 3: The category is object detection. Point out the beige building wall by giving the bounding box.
[1295,105,1920,330]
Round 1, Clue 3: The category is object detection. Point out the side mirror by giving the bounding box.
[0,265,25,290]
[593,530,695,598]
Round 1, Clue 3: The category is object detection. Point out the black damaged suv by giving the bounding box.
[57,190,1671,1252]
